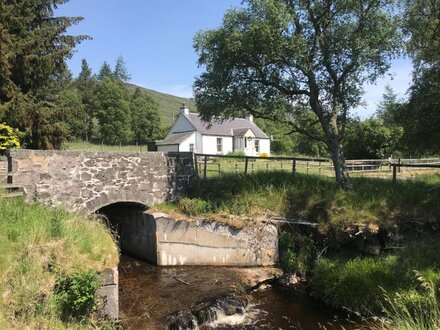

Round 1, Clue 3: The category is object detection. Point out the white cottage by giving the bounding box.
[156,105,270,156]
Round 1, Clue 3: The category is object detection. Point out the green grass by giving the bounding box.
[0,198,118,328]
[66,140,149,152]
[157,171,440,230]
[310,240,440,329]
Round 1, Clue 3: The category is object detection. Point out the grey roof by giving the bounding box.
[156,131,193,145]
[183,113,269,139]
[233,128,252,136]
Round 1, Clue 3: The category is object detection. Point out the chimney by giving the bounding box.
[180,102,190,115]
[246,114,254,122]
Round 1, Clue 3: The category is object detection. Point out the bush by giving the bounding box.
[278,231,317,276]
[0,123,21,153]
[177,198,212,216]
[54,270,100,321]
[259,152,269,157]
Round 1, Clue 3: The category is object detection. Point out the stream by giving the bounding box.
[119,255,359,329]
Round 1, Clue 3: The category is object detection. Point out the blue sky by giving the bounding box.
[56,0,413,118]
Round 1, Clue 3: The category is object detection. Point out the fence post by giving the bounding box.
[292,159,296,175]
[251,163,254,173]
[307,161,309,174]
[203,156,207,180]
[244,157,249,175]
[319,161,322,174]
[194,154,199,179]
[266,162,269,172]
[235,163,238,173]
[392,164,397,184]
[398,158,401,173]
[218,163,221,176]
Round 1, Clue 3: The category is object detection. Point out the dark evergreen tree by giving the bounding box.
[97,62,113,80]
[114,56,131,82]
[130,88,161,143]
[75,59,97,140]
[0,0,88,149]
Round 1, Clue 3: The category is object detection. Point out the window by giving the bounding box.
[255,139,260,153]
[244,137,247,148]
[189,144,194,152]
[216,138,223,153]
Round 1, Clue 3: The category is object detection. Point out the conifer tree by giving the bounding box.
[0,0,88,149]
[75,59,97,140]
[97,62,113,80]
[114,56,131,82]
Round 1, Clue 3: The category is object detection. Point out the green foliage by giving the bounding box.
[279,231,317,276]
[0,123,21,152]
[54,270,100,321]
[113,56,131,82]
[344,117,403,159]
[310,255,400,313]
[0,198,118,328]
[131,88,161,143]
[177,198,212,216]
[97,62,113,81]
[0,0,87,149]
[95,77,132,144]
[194,0,400,188]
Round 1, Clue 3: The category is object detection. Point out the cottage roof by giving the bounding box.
[156,131,193,146]
[183,113,269,139]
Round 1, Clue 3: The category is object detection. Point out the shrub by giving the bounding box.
[0,123,21,153]
[177,198,212,216]
[259,152,269,157]
[54,270,100,321]
[278,231,317,276]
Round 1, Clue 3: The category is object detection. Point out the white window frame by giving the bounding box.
[189,143,194,152]
[255,139,260,153]
[216,138,223,153]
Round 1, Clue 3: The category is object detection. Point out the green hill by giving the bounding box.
[128,84,196,128]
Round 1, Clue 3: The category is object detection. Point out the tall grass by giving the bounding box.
[161,171,440,230]
[0,198,118,328]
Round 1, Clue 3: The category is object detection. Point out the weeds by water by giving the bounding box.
[0,198,118,328]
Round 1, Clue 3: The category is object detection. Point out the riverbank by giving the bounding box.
[153,171,440,328]
[0,198,119,328]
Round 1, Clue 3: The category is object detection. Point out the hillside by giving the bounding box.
[127,84,197,128]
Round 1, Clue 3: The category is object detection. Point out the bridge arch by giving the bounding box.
[96,201,157,264]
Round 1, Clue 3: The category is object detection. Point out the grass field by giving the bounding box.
[66,141,149,152]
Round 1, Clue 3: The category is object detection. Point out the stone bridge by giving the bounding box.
[6,149,194,212]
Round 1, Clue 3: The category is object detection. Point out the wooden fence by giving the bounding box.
[194,154,440,180]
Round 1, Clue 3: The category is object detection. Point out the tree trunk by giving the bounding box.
[327,132,352,190]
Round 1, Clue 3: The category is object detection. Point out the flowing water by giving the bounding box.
[119,256,359,329]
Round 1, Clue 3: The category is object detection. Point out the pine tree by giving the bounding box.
[113,56,131,82]
[75,59,97,140]
[0,0,88,149]
[97,62,113,80]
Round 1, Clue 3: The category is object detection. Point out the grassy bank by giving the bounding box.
[310,240,440,329]
[154,171,440,328]
[0,198,118,328]
[155,171,440,230]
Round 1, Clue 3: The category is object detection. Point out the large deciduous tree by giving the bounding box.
[194,0,400,188]
[0,0,87,148]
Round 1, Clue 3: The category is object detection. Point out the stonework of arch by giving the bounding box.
[7,150,194,213]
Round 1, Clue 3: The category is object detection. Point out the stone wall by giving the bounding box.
[6,150,194,212]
